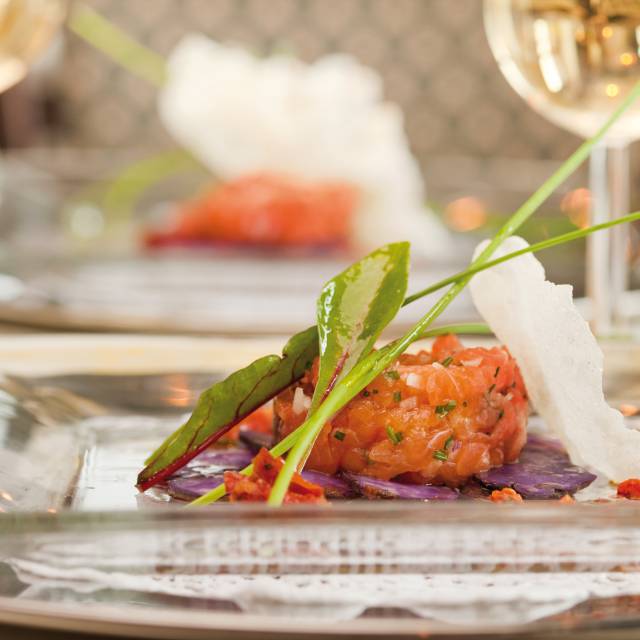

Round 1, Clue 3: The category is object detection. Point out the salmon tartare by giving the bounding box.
[274,334,529,487]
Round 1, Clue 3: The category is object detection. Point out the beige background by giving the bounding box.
[53,0,583,168]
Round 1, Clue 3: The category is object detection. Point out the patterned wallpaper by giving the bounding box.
[55,0,584,169]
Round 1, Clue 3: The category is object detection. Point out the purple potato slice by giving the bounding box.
[341,472,459,500]
[239,429,275,453]
[182,448,254,473]
[300,470,357,499]
[167,474,225,501]
[167,469,355,501]
[475,433,596,499]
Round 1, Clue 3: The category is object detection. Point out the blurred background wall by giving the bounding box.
[3,0,636,272]
[13,0,584,160]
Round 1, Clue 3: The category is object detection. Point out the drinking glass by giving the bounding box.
[484,0,640,334]
[0,0,67,92]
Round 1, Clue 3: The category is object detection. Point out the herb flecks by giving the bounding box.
[433,435,455,461]
[441,356,454,368]
[385,370,400,381]
[393,391,402,402]
[435,400,457,417]
[488,383,496,393]
[494,366,500,378]
[334,430,346,441]
[386,425,404,445]
[362,389,371,397]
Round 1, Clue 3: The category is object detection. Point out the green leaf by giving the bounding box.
[136,326,318,490]
[311,242,410,413]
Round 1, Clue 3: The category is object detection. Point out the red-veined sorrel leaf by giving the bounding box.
[311,242,410,413]
[136,325,318,490]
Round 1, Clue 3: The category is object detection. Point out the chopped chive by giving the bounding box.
[385,425,403,445]
[334,430,346,441]
[462,400,468,407]
[488,383,496,393]
[435,400,457,417]
[441,356,454,367]
[393,391,402,402]
[264,463,273,470]
[497,409,505,421]
[494,366,500,378]
[385,370,400,381]
[362,389,371,397]
[434,434,455,461]
[372,389,379,395]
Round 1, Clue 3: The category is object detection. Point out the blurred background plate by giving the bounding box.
[0,148,593,336]
[0,252,476,335]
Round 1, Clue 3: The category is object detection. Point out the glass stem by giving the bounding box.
[609,143,630,329]
[587,141,630,335]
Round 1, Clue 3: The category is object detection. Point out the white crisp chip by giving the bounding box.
[469,236,640,481]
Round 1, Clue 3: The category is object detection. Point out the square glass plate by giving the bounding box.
[2,335,640,639]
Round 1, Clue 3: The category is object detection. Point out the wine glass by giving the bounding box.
[0,0,67,93]
[484,0,640,334]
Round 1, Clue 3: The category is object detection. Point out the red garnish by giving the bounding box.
[224,448,326,504]
[617,478,640,499]
[490,487,523,503]
[144,173,358,249]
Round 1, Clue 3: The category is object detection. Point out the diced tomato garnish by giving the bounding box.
[224,448,326,504]
[617,478,640,500]
[490,488,523,503]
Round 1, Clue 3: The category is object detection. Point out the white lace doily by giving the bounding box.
[12,558,640,625]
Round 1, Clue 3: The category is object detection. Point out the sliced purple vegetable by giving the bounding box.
[168,468,355,501]
[475,433,596,499]
[300,470,357,499]
[167,475,225,501]
[187,448,254,471]
[341,472,459,500]
[169,448,253,482]
[239,429,274,453]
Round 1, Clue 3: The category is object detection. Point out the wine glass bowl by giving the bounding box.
[0,0,67,94]
[484,0,640,142]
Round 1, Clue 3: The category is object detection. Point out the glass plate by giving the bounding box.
[1,335,640,639]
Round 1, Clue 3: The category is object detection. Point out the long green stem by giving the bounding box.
[403,211,640,305]
[267,80,640,506]
[67,3,167,87]
[102,149,203,221]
